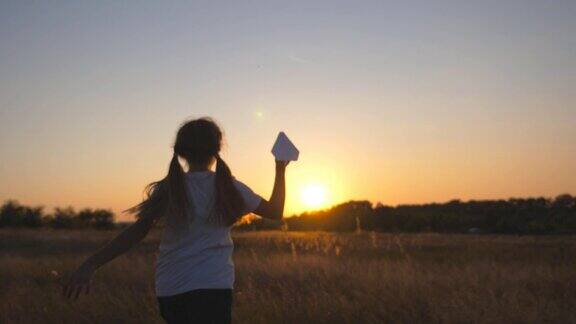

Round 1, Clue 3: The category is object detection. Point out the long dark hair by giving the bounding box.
[124,117,246,226]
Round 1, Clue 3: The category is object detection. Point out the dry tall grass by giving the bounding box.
[1,229,575,323]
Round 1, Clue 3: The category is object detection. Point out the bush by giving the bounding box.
[49,207,76,229]
[0,200,116,229]
[92,209,115,229]
[0,200,44,228]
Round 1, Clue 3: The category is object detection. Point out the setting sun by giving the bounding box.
[301,184,328,209]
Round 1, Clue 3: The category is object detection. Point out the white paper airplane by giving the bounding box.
[271,131,299,161]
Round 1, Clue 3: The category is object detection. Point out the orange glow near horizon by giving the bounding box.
[1,1,576,222]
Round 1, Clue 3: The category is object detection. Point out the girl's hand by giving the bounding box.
[275,160,290,170]
[63,262,95,300]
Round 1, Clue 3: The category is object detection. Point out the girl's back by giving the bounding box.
[156,170,261,297]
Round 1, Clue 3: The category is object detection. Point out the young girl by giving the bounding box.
[63,118,289,323]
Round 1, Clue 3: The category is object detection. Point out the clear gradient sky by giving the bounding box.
[1,1,575,220]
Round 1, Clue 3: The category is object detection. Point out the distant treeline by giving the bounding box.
[0,200,114,229]
[3,194,576,234]
[237,194,576,234]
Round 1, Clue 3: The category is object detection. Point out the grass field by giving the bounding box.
[1,229,576,323]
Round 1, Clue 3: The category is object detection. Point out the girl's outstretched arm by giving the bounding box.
[62,214,157,300]
[254,160,289,220]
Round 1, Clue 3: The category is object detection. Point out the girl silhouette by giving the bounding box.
[63,117,289,323]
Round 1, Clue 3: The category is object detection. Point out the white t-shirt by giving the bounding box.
[155,170,262,297]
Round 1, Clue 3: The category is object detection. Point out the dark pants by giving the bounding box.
[157,289,233,324]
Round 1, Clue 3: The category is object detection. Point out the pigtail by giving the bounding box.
[210,154,246,226]
[166,151,189,223]
[124,151,189,225]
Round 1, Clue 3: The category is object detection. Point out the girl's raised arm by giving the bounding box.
[253,160,289,220]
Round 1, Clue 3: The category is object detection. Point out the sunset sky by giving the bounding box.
[1,1,575,220]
